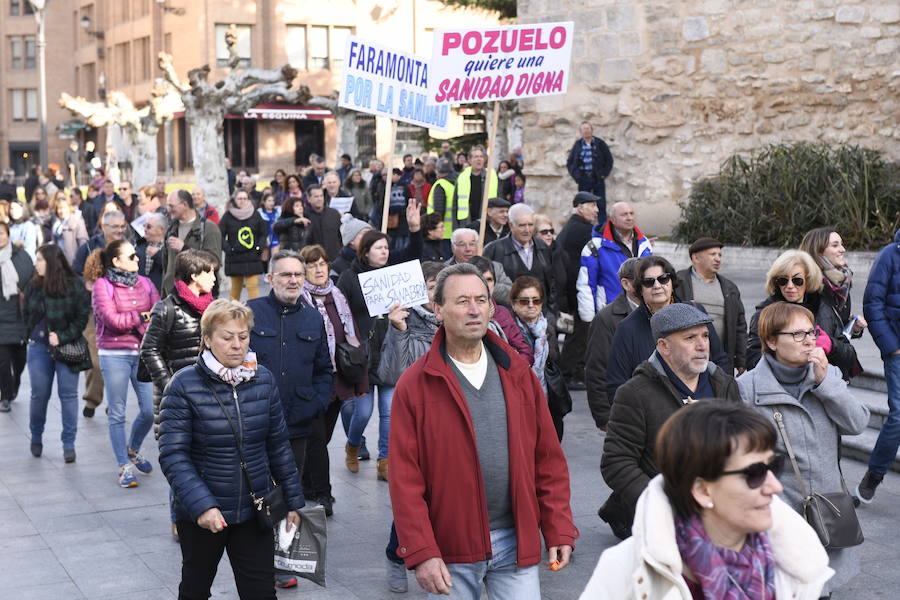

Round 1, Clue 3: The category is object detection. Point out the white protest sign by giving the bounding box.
[358,260,428,317]
[130,213,149,239]
[428,22,574,104]
[339,36,449,131]
[329,196,354,213]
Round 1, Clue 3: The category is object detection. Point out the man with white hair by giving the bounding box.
[447,228,512,306]
[576,201,651,322]
[484,204,558,314]
[136,212,167,292]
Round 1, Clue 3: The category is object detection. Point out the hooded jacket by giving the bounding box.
[578,475,833,600]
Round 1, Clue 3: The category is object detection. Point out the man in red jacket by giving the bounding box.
[389,262,578,599]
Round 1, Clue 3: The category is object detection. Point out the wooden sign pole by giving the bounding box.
[381,119,398,234]
[476,100,501,255]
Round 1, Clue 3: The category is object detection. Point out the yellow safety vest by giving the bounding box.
[427,176,458,240]
[454,167,498,224]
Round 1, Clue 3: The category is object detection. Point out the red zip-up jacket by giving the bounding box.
[389,328,578,569]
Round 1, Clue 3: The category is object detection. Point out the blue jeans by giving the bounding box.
[868,353,900,475]
[99,354,154,467]
[28,341,80,450]
[346,385,394,460]
[427,528,540,600]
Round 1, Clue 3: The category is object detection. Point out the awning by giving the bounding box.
[173,103,333,121]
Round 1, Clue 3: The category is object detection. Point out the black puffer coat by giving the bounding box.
[219,210,267,276]
[158,358,305,524]
[273,214,311,252]
[140,290,204,435]
[0,245,34,345]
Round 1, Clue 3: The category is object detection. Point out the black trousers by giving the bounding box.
[559,315,589,381]
[290,435,309,481]
[0,342,27,401]
[175,519,275,600]
[302,409,333,500]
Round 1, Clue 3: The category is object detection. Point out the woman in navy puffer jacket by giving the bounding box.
[159,299,303,600]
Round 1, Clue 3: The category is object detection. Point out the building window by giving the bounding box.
[215,24,251,68]
[133,0,149,18]
[10,89,37,122]
[224,119,257,169]
[289,25,353,72]
[136,36,151,82]
[115,42,132,86]
[9,35,35,69]
[285,25,306,70]
[10,0,34,16]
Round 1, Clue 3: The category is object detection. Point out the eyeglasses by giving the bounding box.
[514,297,542,307]
[775,276,805,288]
[639,273,673,288]
[538,228,554,235]
[776,328,816,342]
[720,454,785,489]
[276,272,304,280]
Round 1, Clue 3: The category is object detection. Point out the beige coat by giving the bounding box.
[579,476,833,600]
[53,213,88,265]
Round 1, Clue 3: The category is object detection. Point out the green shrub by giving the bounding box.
[674,142,900,250]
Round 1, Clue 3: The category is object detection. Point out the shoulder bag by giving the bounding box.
[773,409,863,549]
[336,341,367,384]
[43,296,91,370]
[200,374,288,531]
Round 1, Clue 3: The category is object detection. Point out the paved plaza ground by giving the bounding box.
[1,256,897,599]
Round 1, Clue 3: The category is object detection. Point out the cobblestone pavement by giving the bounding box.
[1,261,896,599]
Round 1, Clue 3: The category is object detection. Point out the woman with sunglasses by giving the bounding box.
[92,239,161,487]
[510,275,566,438]
[739,301,868,598]
[746,249,861,380]
[606,256,730,408]
[580,401,834,599]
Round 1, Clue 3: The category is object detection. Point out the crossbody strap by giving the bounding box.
[772,409,811,499]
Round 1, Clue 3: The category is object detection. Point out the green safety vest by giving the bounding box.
[453,167,498,224]
[427,176,458,240]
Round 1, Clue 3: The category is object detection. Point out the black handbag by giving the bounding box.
[335,341,367,384]
[773,409,864,549]
[544,359,573,417]
[201,375,289,530]
[49,335,91,368]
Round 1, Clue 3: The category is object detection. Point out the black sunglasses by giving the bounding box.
[639,273,673,288]
[538,228,554,235]
[775,276,805,288]
[720,454,785,489]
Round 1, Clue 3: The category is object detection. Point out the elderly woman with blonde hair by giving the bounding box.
[159,298,304,599]
[746,249,861,380]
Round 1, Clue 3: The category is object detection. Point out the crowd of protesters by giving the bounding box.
[0,124,897,600]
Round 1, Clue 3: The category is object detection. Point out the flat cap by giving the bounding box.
[689,237,723,256]
[650,303,713,340]
[487,197,511,209]
[573,191,600,207]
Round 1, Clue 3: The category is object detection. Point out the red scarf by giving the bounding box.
[174,280,214,315]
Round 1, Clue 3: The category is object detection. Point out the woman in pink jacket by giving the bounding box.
[92,239,161,488]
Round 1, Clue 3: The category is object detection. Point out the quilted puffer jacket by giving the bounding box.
[158,358,305,524]
[92,275,160,350]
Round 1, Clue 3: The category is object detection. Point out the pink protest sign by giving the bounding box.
[428,22,574,104]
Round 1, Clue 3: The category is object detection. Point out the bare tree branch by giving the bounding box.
[224,84,309,114]
[158,52,189,93]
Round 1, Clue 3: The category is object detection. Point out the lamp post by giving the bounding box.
[29,0,47,172]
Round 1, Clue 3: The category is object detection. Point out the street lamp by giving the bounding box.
[155,0,186,16]
[80,15,105,39]
[28,0,47,171]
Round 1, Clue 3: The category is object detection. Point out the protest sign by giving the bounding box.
[358,260,428,317]
[339,36,449,131]
[329,196,354,213]
[428,22,574,104]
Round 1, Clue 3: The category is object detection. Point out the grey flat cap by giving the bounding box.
[650,303,712,340]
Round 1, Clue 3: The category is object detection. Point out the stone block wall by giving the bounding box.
[517,0,900,235]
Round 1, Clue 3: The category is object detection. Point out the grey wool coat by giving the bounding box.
[738,356,869,596]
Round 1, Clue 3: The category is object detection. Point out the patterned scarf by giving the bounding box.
[301,279,360,369]
[202,349,257,386]
[174,279,214,315]
[675,513,776,600]
[821,258,852,311]
[0,242,19,300]
[106,266,138,287]
[519,313,549,389]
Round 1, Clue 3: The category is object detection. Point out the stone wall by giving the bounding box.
[517,0,900,234]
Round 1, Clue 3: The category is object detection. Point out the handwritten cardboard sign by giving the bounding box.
[339,36,449,131]
[358,260,428,317]
[329,196,354,213]
[428,22,574,104]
